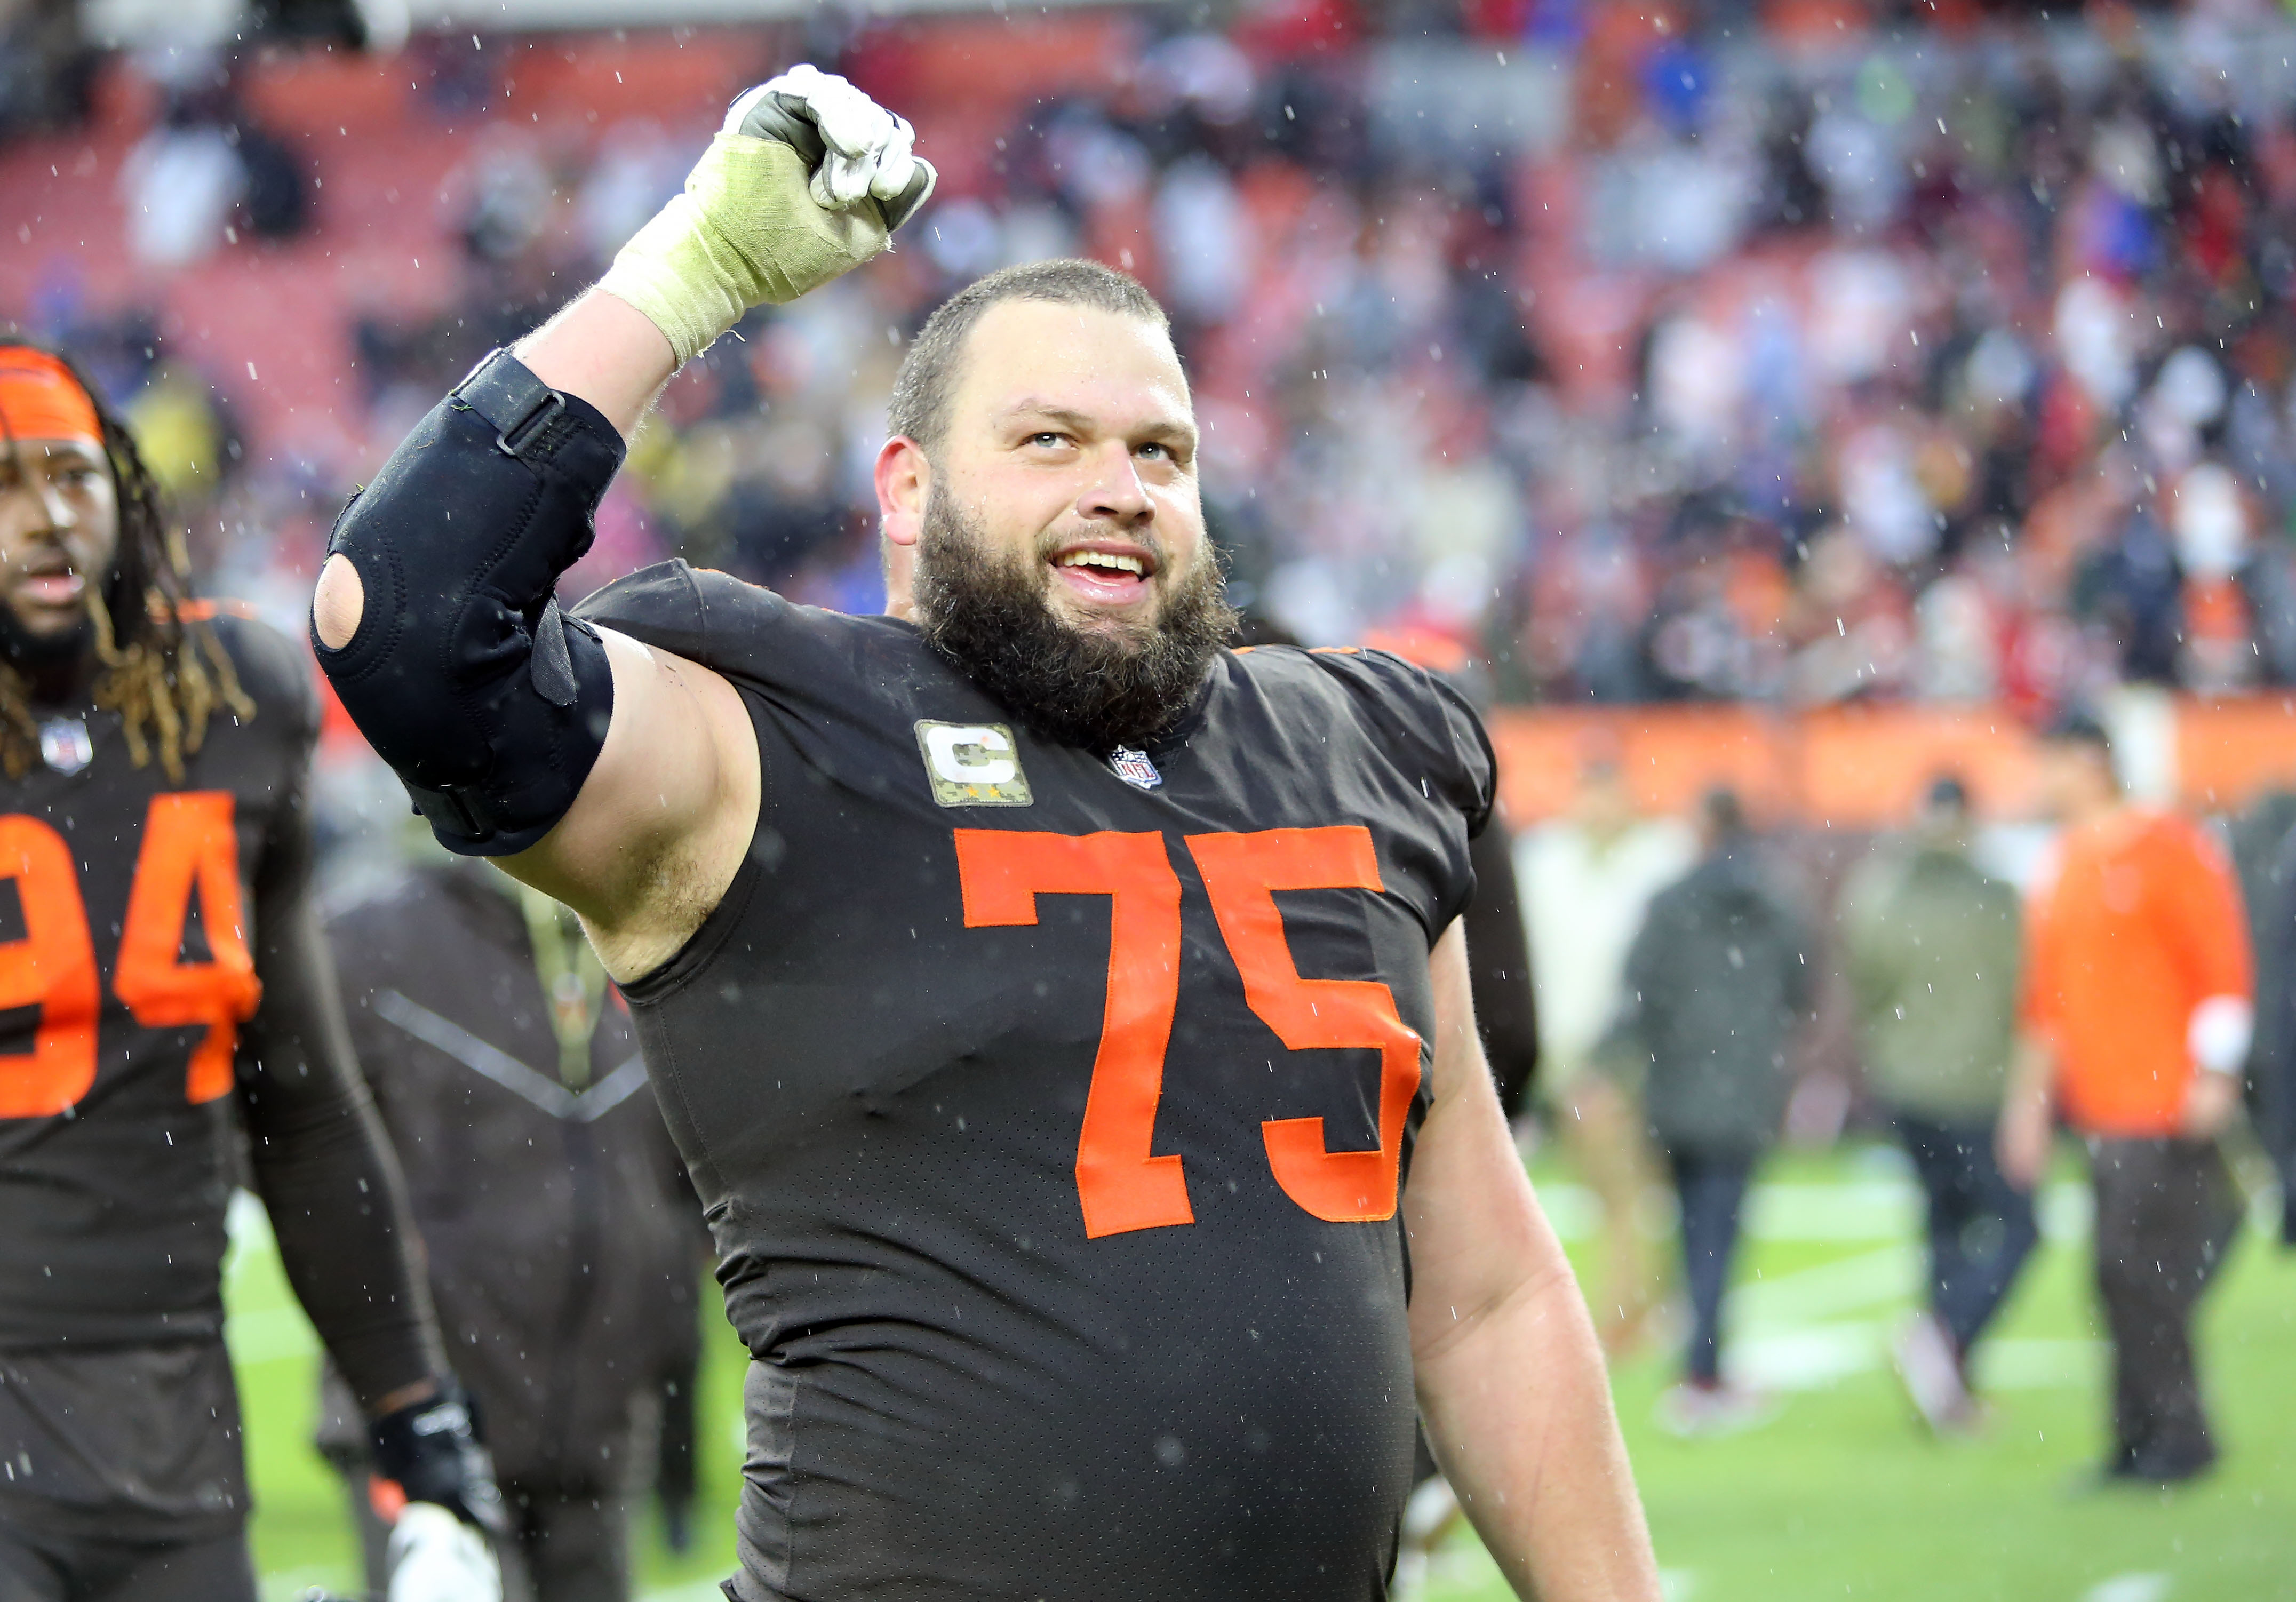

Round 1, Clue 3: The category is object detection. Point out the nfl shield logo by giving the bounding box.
[1109,746,1162,791]
[38,718,92,776]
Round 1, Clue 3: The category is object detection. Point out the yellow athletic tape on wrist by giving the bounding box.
[597,133,891,368]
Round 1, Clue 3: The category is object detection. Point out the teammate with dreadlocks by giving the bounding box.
[0,348,253,783]
[0,339,503,1602]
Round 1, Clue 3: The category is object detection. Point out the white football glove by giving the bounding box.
[597,63,937,367]
[726,64,934,225]
[386,1502,503,1602]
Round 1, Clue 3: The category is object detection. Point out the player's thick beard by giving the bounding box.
[914,485,1236,752]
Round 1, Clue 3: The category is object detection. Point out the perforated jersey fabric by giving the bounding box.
[580,561,1494,1602]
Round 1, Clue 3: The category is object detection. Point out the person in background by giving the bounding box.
[318,854,703,1602]
[2230,785,2296,1244]
[1840,775,2034,1433]
[1612,786,1811,1434]
[1518,756,1695,1352]
[2261,828,2296,1248]
[0,339,497,1602]
[2001,713,2250,1485]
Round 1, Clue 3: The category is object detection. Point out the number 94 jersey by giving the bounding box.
[577,563,1495,1602]
[0,611,315,1349]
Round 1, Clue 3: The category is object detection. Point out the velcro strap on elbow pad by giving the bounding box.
[314,349,624,857]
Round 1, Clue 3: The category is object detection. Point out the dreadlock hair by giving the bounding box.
[0,336,254,783]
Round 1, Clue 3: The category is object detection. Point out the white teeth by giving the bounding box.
[1057,552,1145,576]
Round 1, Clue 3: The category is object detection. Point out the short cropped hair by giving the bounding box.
[1924,773,1970,814]
[1701,785,1748,838]
[887,259,1169,456]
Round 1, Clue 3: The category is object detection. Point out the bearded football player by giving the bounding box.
[0,342,500,1601]
[311,66,1659,1601]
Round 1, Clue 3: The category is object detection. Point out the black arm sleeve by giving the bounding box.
[1462,815,1539,1119]
[237,755,446,1411]
[316,349,623,855]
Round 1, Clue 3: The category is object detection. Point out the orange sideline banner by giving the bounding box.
[1489,698,2296,827]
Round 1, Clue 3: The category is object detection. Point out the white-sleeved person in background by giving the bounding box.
[307,66,1659,1602]
[2001,714,2250,1485]
[1518,754,1693,1354]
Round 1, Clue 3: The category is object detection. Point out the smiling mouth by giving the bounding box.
[1056,551,1149,577]
[1048,546,1159,606]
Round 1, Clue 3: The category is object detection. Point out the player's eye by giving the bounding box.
[1025,432,1069,449]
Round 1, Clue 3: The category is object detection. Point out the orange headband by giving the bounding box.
[0,348,103,448]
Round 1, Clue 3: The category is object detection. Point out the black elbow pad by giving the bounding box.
[315,349,624,856]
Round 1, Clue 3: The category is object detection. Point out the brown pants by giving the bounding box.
[2089,1137,2244,1476]
[0,1522,254,1602]
[0,1341,255,1601]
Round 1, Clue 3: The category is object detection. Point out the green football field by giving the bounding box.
[224,1144,2296,1602]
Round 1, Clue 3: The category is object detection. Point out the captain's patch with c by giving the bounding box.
[914,720,1034,807]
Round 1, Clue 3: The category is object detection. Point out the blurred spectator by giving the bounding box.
[120,102,248,268]
[2003,713,2250,1485]
[2259,822,2296,1248]
[116,58,307,268]
[1840,775,2035,1436]
[2227,779,2296,1225]
[1611,786,1811,1433]
[0,0,95,139]
[1518,755,1693,1351]
[35,10,2296,726]
[317,856,703,1601]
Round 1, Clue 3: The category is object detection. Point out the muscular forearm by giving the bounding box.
[1417,1237,1659,1601]
[1407,923,1659,1600]
[514,289,677,441]
[512,65,929,438]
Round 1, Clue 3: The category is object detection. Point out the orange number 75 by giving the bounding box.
[955,826,1422,1239]
[0,793,262,1119]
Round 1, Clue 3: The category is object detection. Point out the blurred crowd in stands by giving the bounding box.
[14,0,2296,713]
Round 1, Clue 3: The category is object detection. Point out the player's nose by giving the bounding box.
[1075,441,1152,527]
[33,472,76,537]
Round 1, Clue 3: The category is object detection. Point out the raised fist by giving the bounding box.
[596,63,937,366]
[727,65,936,228]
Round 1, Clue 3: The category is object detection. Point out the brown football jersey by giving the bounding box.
[0,611,317,1348]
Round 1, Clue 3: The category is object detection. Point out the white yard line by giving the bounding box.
[2082,1574,2172,1602]
[1729,1245,1918,1328]
[1716,1237,2103,1393]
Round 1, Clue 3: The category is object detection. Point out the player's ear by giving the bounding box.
[875,435,929,548]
